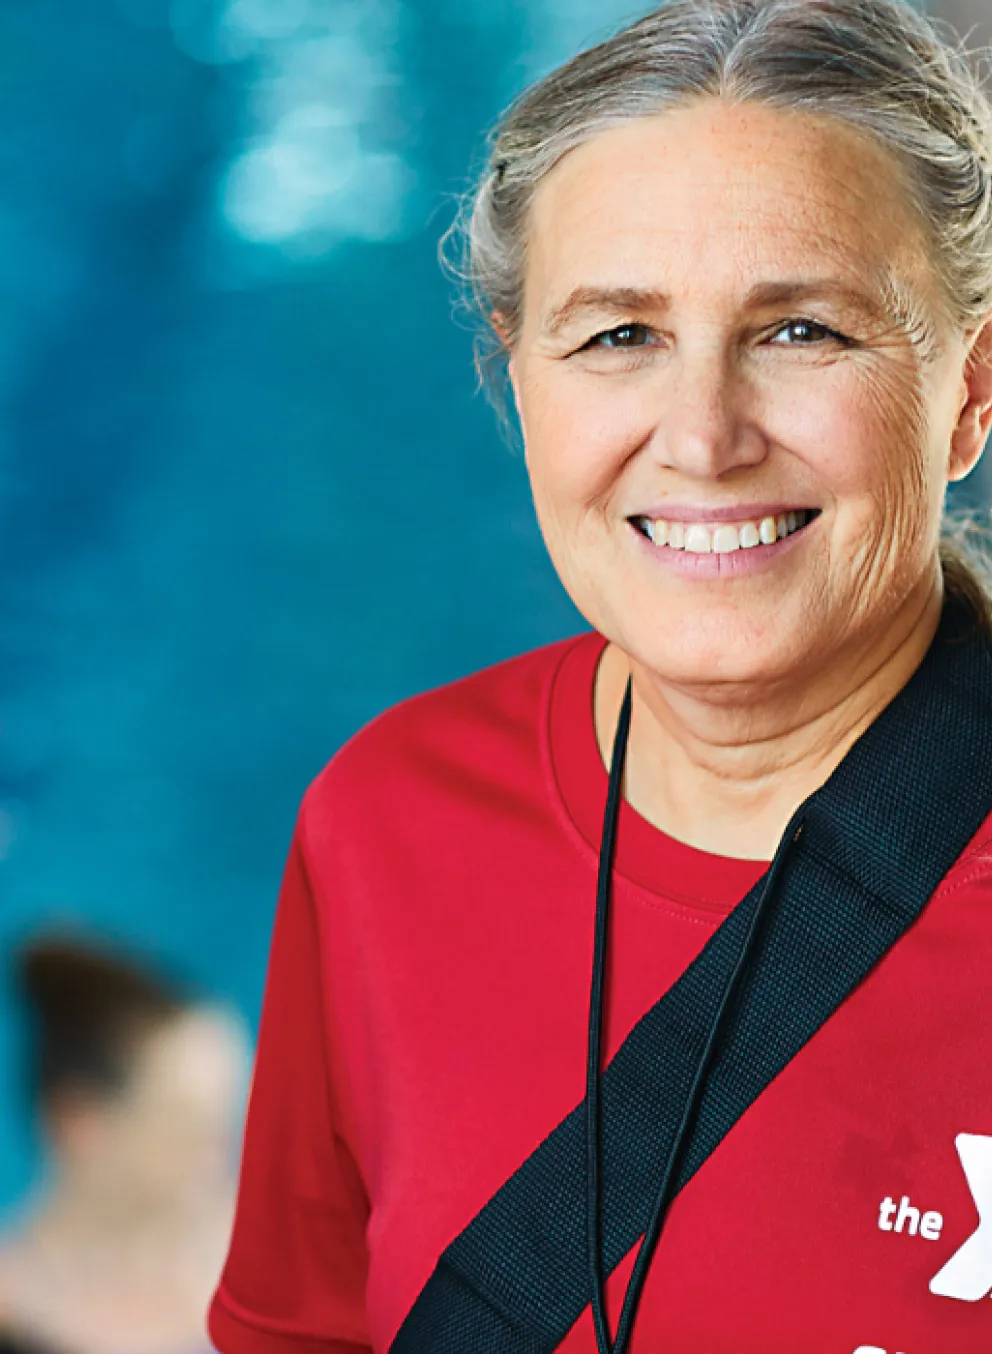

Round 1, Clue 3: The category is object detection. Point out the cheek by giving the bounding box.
[520,367,651,511]
[763,361,933,511]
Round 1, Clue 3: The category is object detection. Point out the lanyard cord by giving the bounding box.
[584,676,804,1354]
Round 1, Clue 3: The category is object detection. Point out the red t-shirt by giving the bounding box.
[209,633,992,1354]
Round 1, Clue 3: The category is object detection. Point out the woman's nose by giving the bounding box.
[650,346,767,479]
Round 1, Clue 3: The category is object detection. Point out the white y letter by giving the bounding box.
[930,1134,992,1302]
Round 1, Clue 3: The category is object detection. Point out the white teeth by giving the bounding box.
[643,510,815,554]
[712,525,740,554]
[684,524,712,553]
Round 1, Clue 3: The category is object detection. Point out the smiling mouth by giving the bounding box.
[629,509,822,554]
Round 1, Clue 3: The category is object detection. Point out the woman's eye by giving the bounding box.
[769,319,845,346]
[585,323,654,350]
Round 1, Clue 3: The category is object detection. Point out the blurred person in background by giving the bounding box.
[210,0,992,1351]
[0,936,250,1354]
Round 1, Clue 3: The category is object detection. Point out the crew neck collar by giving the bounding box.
[547,632,770,916]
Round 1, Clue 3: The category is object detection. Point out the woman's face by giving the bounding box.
[510,100,990,694]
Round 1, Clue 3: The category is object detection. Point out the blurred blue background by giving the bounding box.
[0,0,987,1206]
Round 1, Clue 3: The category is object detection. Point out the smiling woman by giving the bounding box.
[210,3,992,1354]
[502,97,992,792]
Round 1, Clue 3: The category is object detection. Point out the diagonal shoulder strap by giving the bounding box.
[390,598,992,1354]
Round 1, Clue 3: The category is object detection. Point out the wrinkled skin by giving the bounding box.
[507,101,992,857]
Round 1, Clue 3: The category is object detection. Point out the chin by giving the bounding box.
[628,618,808,689]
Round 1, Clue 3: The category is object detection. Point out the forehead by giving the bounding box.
[524,99,934,313]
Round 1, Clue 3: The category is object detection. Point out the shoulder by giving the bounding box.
[942,811,992,890]
[298,634,596,851]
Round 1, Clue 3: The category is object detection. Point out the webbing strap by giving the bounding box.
[390,598,992,1353]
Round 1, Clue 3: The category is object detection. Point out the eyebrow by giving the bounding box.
[541,287,669,336]
[539,276,901,336]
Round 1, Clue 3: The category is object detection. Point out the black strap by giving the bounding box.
[585,677,632,1353]
[586,677,806,1354]
[390,596,992,1354]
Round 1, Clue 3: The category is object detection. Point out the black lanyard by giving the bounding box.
[390,594,992,1354]
[585,677,803,1354]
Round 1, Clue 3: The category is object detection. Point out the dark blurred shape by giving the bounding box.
[17,937,186,1110]
[0,933,250,1354]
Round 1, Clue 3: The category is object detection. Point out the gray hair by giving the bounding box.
[447,0,992,630]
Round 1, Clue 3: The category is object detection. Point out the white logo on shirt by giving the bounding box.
[877,1195,943,1240]
[929,1134,992,1302]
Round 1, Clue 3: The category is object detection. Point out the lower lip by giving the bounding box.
[629,516,818,578]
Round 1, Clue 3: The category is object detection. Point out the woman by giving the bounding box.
[0,936,250,1354]
[209,1,992,1350]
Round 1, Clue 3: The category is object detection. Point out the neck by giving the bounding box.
[595,572,945,861]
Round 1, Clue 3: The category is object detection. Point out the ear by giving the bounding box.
[491,309,525,439]
[949,315,992,482]
[491,310,517,387]
[490,309,511,351]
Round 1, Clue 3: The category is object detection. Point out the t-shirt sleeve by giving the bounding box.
[209,816,372,1354]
